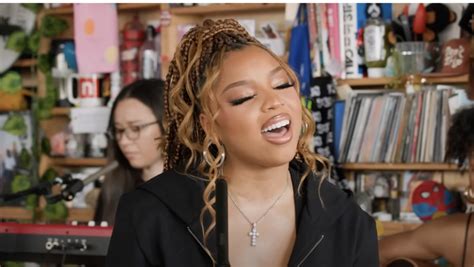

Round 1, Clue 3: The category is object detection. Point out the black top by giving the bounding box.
[106,161,379,266]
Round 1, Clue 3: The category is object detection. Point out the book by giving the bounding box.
[333,100,345,160]
[340,3,359,78]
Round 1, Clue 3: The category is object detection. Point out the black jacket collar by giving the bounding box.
[138,160,352,265]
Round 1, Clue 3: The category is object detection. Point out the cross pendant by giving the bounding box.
[248,222,259,247]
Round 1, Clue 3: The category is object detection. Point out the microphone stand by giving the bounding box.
[0,174,72,203]
[59,161,119,202]
[216,178,231,267]
[0,161,118,204]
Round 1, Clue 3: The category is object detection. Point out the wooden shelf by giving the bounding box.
[0,206,94,222]
[13,58,37,68]
[50,157,107,167]
[171,3,285,15]
[337,74,469,88]
[380,221,421,237]
[22,76,38,88]
[337,77,393,87]
[67,207,95,223]
[44,3,161,15]
[51,107,70,116]
[340,163,459,171]
[0,206,34,220]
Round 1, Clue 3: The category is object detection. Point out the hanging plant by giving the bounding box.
[37,53,52,74]
[21,3,43,14]
[26,31,41,55]
[2,113,28,136]
[0,71,22,94]
[37,72,58,119]
[40,15,68,38]
[6,31,27,53]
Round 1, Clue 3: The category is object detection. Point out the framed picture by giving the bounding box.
[0,111,35,205]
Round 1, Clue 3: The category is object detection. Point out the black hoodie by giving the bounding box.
[107,161,379,266]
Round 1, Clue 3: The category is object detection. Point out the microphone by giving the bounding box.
[60,161,119,201]
[216,178,230,267]
[0,173,72,203]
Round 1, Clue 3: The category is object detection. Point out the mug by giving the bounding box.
[67,73,104,107]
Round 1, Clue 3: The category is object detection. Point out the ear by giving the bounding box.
[449,10,457,23]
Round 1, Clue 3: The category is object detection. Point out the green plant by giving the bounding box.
[40,15,68,38]
[41,168,59,181]
[21,3,43,14]
[6,31,27,53]
[0,71,22,94]
[2,261,24,267]
[11,174,31,194]
[27,31,41,55]
[2,113,27,136]
[37,53,52,74]
[43,201,69,222]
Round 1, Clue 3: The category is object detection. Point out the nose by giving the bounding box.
[262,90,284,112]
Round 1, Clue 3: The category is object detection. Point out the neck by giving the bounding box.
[223,162,290,201]
[142,160,164,182]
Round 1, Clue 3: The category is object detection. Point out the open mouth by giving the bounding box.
[260,115,293,145]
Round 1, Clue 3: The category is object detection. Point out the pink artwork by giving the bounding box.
[74,3,119,74]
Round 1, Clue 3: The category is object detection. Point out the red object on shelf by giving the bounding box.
[120,15,145,86]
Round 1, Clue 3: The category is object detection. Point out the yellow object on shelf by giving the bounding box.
[0,91,27,111]
[376,219,384,236]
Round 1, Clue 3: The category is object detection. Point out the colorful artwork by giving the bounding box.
[411,180,459,221]
[74,3,119,74]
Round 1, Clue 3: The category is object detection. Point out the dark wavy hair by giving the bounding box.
[445,105,474,167]
[95,79,165,224]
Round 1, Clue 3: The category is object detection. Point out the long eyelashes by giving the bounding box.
[230,95,256,106]
[229,82,294,106]
[274,82,294,90]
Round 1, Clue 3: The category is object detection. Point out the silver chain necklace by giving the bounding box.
[228,173,289,247]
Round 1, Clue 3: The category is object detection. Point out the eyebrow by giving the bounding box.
[221,66,285,95]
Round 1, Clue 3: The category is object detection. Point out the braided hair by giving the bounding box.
[163,19,329,251]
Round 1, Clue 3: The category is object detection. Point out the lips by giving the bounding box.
[261,113,293,145]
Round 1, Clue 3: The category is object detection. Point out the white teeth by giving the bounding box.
[262,119,290,133]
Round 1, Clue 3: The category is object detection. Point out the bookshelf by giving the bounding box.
[340,163,459,172]
[12,58,37,68]
[0,206,34,220]
[51,107,70,116]
[49,157,107,167]
[170,3,285,15]
[337,74,469,88]
[4,3,468,239]
[0,206,96,223]
[379,221,421,237]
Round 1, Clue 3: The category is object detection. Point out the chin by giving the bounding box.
[258,150,297,167]
[127,159,146,169]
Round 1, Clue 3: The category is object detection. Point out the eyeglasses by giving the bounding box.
[108,121,158,141]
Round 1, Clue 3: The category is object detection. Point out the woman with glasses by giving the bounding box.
[94,79,165,225]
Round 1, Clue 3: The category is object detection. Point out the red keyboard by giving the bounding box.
[0,222,112,264]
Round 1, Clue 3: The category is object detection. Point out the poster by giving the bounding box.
[74,3,119,74]
[0,112,34,203]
